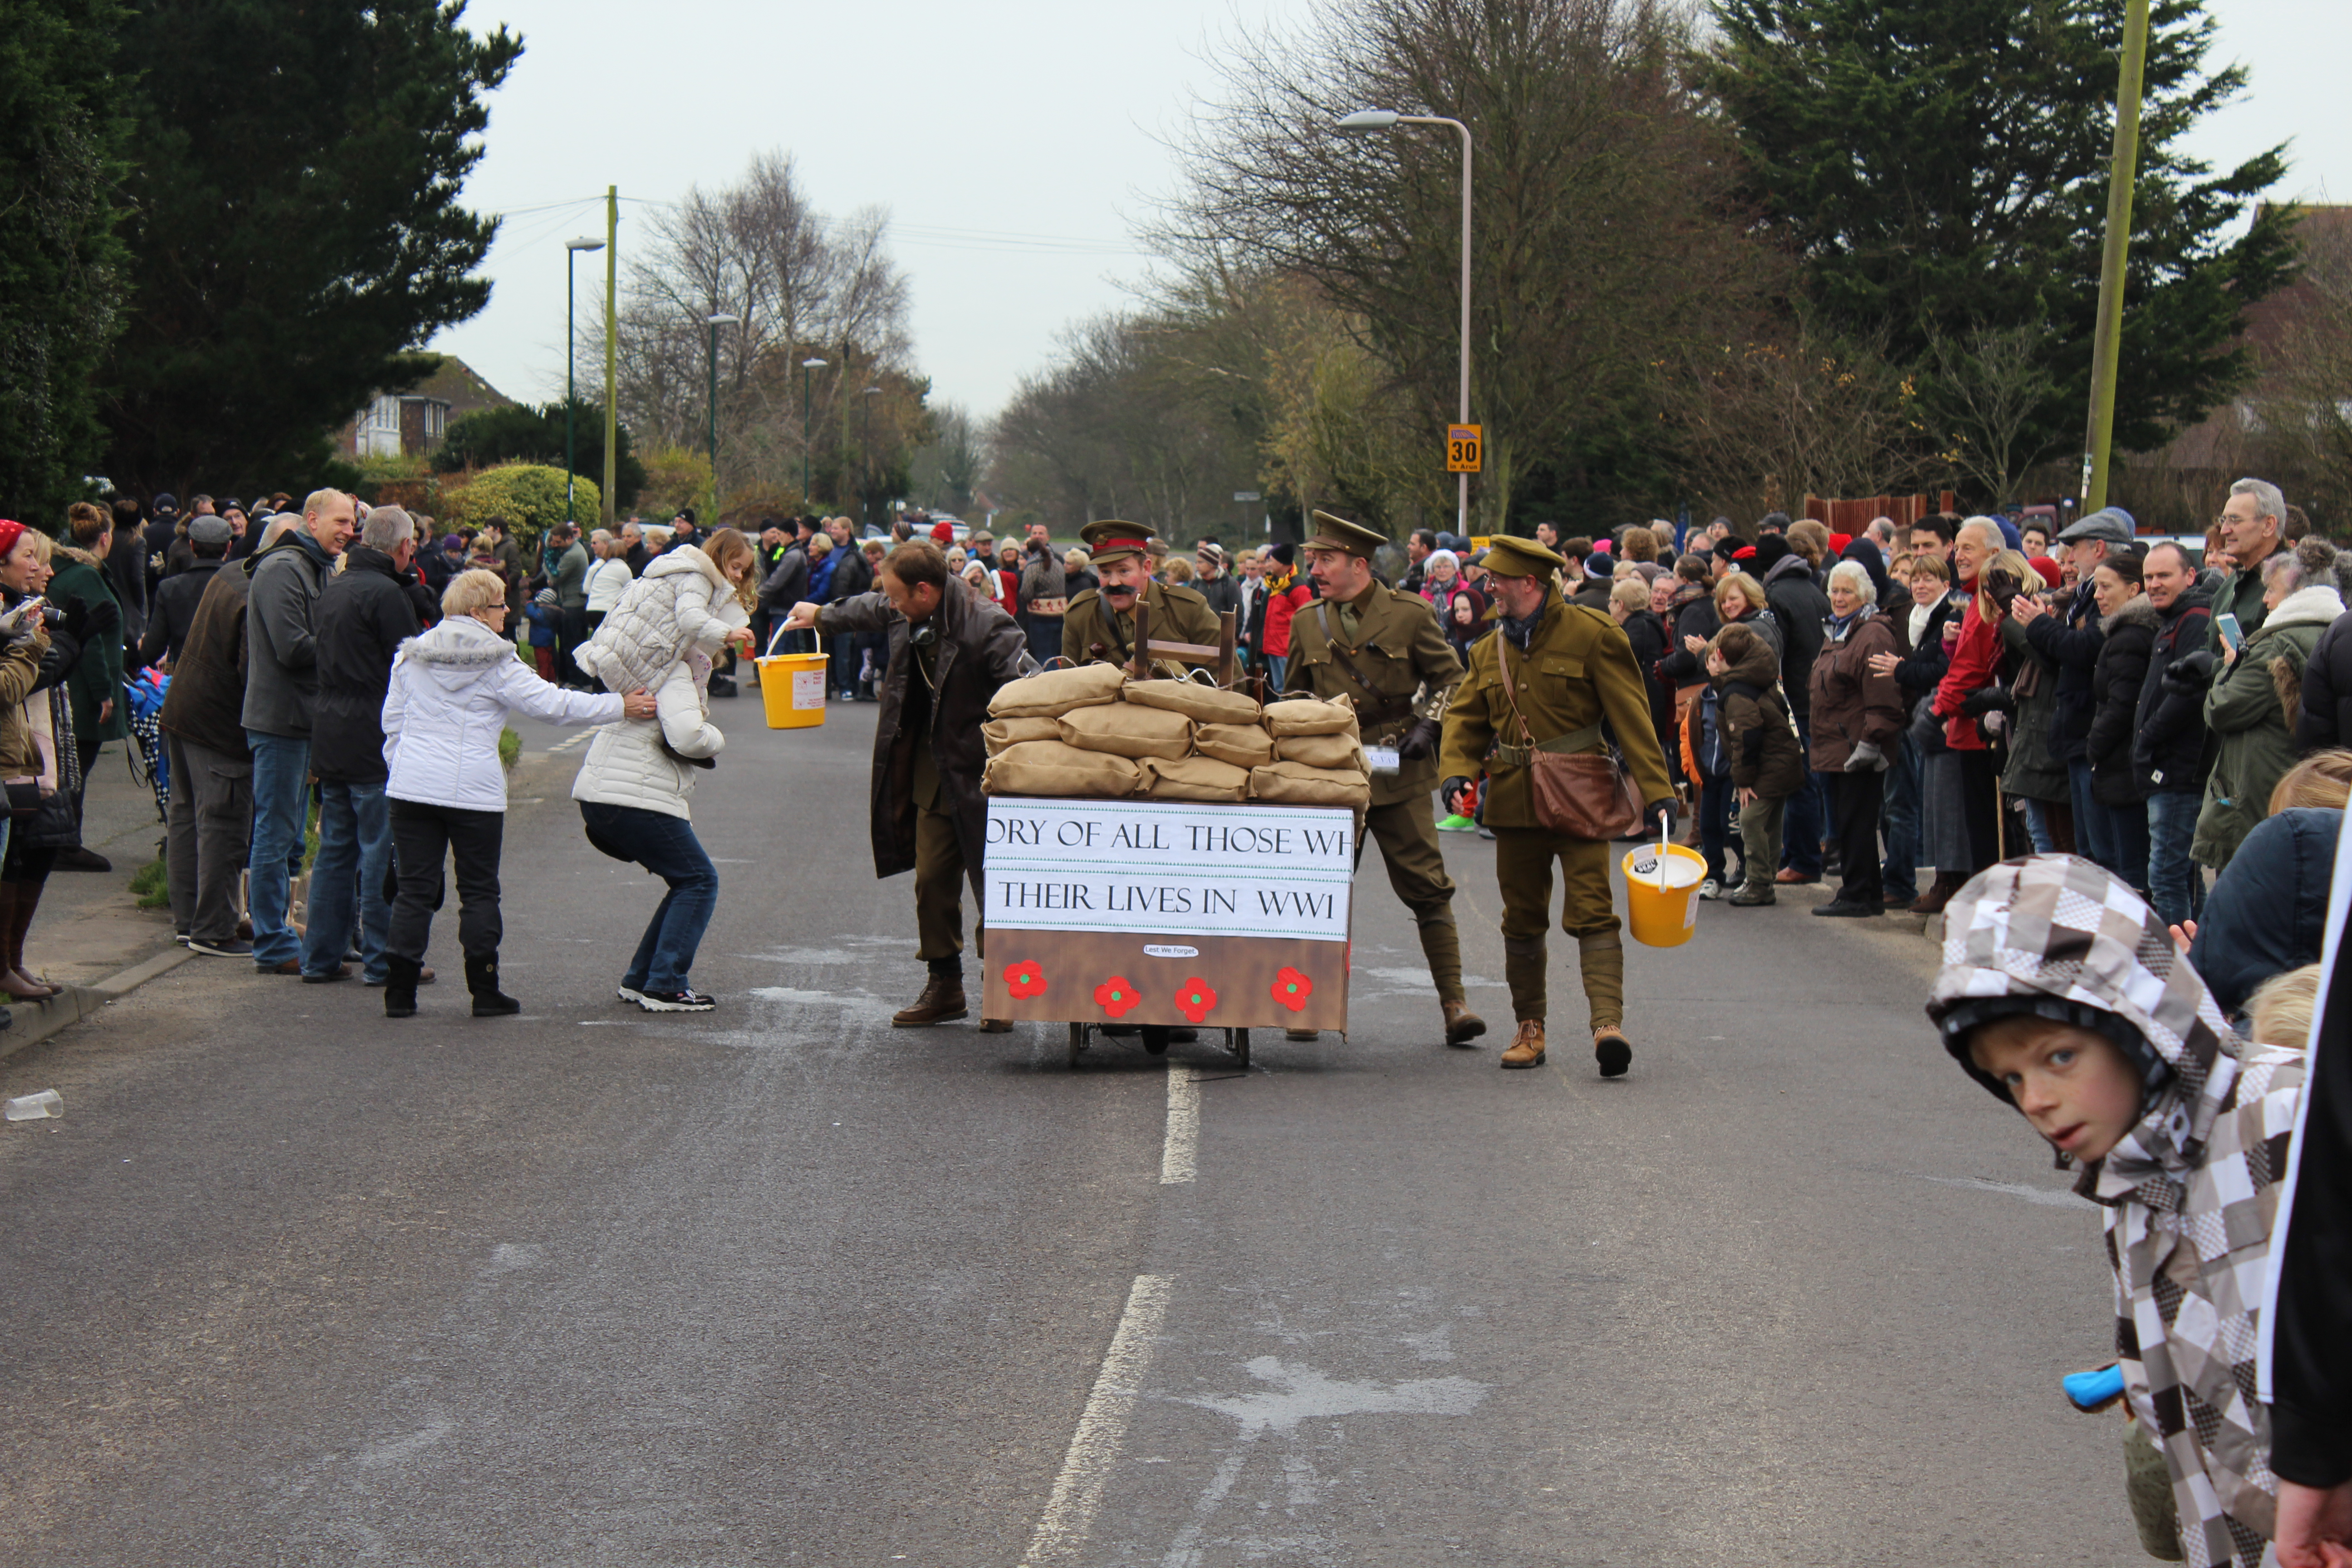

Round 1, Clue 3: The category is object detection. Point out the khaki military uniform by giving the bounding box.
[1284,584,1468,1004]
[1061,579,1223,672]
[1440,587,1673,1031]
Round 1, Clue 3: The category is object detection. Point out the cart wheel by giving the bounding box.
[1140,1025,1170,1055]
[1232,1028,1250,1067]
[1068,1021,1087,1067]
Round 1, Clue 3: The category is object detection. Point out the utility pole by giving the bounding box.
[2081,0,2151,514]
[603,185,618,528]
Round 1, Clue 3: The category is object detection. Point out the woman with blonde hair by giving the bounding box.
[0,522,64,1002]
[1712,570,1783,666]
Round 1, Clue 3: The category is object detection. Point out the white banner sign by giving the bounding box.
[984,798,1355,942]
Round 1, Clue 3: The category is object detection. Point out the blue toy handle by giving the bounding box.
[2063,1364,2127,1411]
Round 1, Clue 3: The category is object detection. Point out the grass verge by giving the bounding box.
[500,726,521,771]
[129,856,171,911]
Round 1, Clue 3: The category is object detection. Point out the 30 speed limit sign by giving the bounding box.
[1446,424,1482,473]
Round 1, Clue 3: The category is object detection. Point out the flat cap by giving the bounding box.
[1302,509,1387,558]
[187,514,233,547]
[1480,534,1567,579]
[1078,519,1157,563]
[2055,507,2136,546]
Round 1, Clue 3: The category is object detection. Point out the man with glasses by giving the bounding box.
[2209,478,2291,654]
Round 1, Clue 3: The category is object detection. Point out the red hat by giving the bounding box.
[1828,532,1852,554]
[929,521,954,544]
[1732,545,1756,561]
[0,519,22,561]
[2027,555,2063,589]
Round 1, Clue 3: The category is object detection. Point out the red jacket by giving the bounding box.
[1263,582,1312,658]
[1933,592,1999,750]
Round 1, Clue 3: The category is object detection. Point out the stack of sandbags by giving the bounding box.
[981,664,1140,797]
[1124,680,1260,802]
[1255,696,1370,807]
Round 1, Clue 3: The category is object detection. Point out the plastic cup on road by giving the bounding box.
[5,1089,63,1121]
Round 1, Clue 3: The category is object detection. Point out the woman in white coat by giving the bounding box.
[571,549,750,1012]
[380,568,656,1018]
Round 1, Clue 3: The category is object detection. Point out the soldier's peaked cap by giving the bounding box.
[1077,519,1158,562]
[1303,510,1387,558]
[1480,534,1566,578]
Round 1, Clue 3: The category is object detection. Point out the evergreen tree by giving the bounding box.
[0,0,130,522]
[434,397,647,510]
[102,0,522,495]
[1705,0,2296,474]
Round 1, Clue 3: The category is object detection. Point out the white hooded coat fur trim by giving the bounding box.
[381,614,625,811]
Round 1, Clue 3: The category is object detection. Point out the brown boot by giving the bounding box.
[1908,872,1962,916]
[1441,1000,1486,1047]
[1593,1026,1632,1078]
[1500,1019,1546,1068]
[977,1017,1011,1033]
[0,881,56,1001]
[893,974,969,1028]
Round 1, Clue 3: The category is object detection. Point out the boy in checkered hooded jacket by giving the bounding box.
[1928,854,2307,1568]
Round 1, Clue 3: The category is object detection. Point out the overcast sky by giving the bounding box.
[428,0,2352,427]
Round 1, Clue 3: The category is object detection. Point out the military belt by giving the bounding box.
[1490,720,1605,771]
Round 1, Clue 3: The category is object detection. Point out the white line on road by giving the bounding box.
[1160,1068,1199,1185]
[1019,1273,1174,1568]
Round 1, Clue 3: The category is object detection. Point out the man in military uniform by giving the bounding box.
[1061,519,1223,672]
[1438,535,1675,1076]
[1285,510,1485,1048]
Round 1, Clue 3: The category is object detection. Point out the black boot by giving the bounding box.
[384,955,421,1019]
[466,951,521,1017]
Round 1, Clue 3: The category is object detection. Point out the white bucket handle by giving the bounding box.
[765,622,821,658]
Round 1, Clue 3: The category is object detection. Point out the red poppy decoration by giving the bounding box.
[1003,960,1048,1001]
[1174,978,1218,1024]
[1272,966,1313,1012]
[1094,976,1142,1019]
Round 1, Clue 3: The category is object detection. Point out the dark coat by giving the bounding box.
[2185,806,2337,1021]
[828,548,873,603]
[1716,635,1804,797]
[137,556,227,669]
[818,576,1028,880]
[2087,597,2156,807]
[1656,591,1723,684]
[1761,553,1830,720]
[1195,572,1243,622]
[1838,537,1892,609]
[310,547,424,784]
[757,546,810,612]
[49,551,128,747]
[1617,606,1674,738]
[2022,579,2106,763]
[2292,610,2352,752]
[1894,592,1963,700]
[157,559,254,760]
[1807,610,1903,770]
[2133,588,2214,796]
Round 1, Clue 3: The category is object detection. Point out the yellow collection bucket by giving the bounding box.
[756,629,828,730]
[1622,842,1706,948]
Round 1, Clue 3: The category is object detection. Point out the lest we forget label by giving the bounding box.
[984,799,1354,942]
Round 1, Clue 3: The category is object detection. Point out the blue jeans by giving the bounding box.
[2021,798,2057,854]
[1781,716,1824,876]
[1264,653,1289,690]
[2146,791,2205,927]
[2068,761,2118,877]
[579,802,719,993]
[1699,774,1734,884]
[246,731,312,967]
[1882,734,1921,900]
[303,779,392,980]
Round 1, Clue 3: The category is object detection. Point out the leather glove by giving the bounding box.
[1645,799,1677,840]
[1397,717,1442,761]
[1843,739,1886,773]
[1441,775,1475,817]
[1959,686,2014,717]
[2162,649,2216,692]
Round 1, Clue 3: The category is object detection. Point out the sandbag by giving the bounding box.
[982,715,1062,755]
[1250,760,1370,808]
[987,662,1127,719]
[1262,694,1359,738]
[1056,701,1194,760]
[982,740,1141,799]
[1139,754,1251,803]
[1123,678,1261,727]
[1277,732,1369,772]
[1195,721,1274,770]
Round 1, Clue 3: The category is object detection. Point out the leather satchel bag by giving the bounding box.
[1496,637,1642,840]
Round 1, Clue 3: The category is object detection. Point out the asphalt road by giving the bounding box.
[0,696,2148,1566]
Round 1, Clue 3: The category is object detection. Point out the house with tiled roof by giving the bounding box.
[337,355,516,459]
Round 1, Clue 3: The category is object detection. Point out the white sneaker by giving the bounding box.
[1698,877,1723,901]
[617,984,646,1005]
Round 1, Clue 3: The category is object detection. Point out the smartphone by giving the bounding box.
[2215,612,2243,652]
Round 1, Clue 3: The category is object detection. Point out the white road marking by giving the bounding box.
[1160,1068,1199,1185]
[1913,1172,2093,1209]
[1019,1273,1174,1568]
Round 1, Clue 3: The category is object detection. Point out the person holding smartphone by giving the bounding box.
[2192,543,2343,873]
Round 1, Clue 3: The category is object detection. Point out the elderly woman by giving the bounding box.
[1418,549,1461,606]
[583,529,635,635]
[378,568,657,1019]
[1807,559,1905,915]
[2192,541,2346,872]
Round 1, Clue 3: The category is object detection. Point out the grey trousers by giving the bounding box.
[1738,793,1787,894]
[164,732,253,942]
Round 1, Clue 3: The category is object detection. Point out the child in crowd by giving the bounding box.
[521,589,561,683]
[1928,855,2308,1568]
[2247,963,2322,1056]
[1709,621,1801,907]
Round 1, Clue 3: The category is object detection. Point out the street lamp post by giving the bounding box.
[801,357,828,509]
[1339,108,1472,538]
[564,237,606,527]
[705,312,740,520]
[861,386,882,532]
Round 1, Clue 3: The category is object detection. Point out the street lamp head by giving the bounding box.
[802,358,828,369]
[566,237,606,252]
[1338,109,1401,131]
[864,386,882,396]
[706,312,740,325]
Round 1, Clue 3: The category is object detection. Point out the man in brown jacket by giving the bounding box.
[1285,510,1482,1047]
[784,540,1029,1028]
[1439,535,1674,1075]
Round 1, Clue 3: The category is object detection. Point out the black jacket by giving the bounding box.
[828,548,872,603]
[757,546,810,612]
[2274,882,2352,1488]
[2022,579,2106,763]
[2086,597,2155,807]
[310,547,423,784]
[2293,610,2352,752]
[137,557,227,670]
[2132,588,2213,795]
[1657,593,1723,684]
[1195,573,1243,621]
[1618,607,1674,736]
[1761,555,1831,720]
[2186,807,2337,1021]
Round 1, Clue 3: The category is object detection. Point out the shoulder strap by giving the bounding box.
[1497,636,1606,755]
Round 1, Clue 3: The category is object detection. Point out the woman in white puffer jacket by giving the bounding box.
[573,530,759,697]
[379,568,657,1019]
